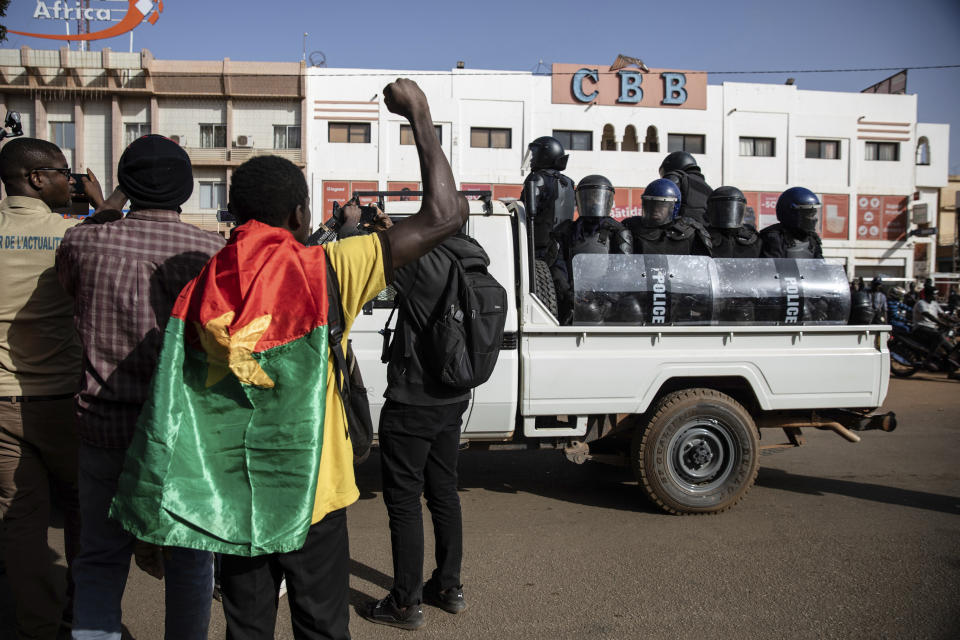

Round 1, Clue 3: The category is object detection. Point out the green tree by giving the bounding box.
[0,0,9,43]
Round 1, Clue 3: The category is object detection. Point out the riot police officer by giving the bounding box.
[759,187,824,259]
[704,186,761,258]
[623,178,711,256]
[548,174,632,324]
[521,136,576,259]
[659,150,713,225]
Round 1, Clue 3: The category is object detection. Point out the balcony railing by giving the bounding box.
[183,147,303,166]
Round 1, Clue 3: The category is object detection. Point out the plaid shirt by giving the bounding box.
[56,210,225,448]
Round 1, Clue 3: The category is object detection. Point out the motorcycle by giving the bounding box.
[888,320,960,378]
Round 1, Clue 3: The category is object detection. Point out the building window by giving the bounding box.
[552,130,592,151]
[125,123,150,147]
[601,124,617,151]
[668,133,705,154]
[865,141,899,161]
[470,127,511,149]
[916,137,930,165]
[199,181,226,210]
[400,124,442,145]
[622,125,639,152]
[643,126,659,152]
[739,136,775,157]
[329,122,371,143]
[273,125,301,149]
[49,121,75,151]
[805,139,840,160]
[199,124,227,148]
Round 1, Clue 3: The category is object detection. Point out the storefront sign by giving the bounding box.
[819,194,850,240]
[857,195,908,241]
[321,180,379,218]
[12,1,163,42]
[610,188,645,221]
[552,63,707,110]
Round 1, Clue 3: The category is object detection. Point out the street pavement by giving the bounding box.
[2,374,958,639]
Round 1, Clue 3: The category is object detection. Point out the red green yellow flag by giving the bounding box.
[110,221,331,556]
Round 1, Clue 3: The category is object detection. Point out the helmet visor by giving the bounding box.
[707,200,745,229]
[641,196,677,226]
[793,203,820,233]
[576,187,614,218]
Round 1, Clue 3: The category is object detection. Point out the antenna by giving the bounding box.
[309,51,327,68]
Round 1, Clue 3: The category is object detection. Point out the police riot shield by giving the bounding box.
[571,254,716,325]
[713,258,849,325]
[572,255,850,326]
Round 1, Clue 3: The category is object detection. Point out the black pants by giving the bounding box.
[379,398,470,606]
[219,508,350,640]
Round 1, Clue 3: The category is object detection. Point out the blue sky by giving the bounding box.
[5,0,960,172]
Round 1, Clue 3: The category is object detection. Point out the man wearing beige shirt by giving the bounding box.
[0,137,83,640]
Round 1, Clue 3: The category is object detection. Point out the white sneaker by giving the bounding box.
[279,578,288,599]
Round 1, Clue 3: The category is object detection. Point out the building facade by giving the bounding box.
[0,49,950,279]
[305,64,950,279]
[0,46,306,231]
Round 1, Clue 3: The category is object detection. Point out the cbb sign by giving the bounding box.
[551,63,707,110]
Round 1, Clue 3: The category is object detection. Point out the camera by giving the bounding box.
[71,173,87,197]
[0,111,24,142]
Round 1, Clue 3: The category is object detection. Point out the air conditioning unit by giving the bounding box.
[168,134,184,145]
[235,135,254,148]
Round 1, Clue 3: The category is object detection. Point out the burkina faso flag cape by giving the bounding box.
[110,220,332,556]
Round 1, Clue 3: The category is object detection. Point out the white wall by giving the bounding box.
[81,101,112,192]
[157,98,226,147]
[916,122,949,188]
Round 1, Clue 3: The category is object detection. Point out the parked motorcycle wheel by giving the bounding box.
[888,337,920,378]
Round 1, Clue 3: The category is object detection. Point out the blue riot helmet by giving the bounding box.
[575,174,615,218]
[529,136,569,171]
[776,187,821,234]
[640,178,681,227]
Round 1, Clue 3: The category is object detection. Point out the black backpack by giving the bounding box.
[383,234,508,390]
[325,257,374,464]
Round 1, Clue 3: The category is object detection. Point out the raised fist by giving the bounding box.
[382,78,428,121]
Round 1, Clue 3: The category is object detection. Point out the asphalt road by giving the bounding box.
[2,374,959,639]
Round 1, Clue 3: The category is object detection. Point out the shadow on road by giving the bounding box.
[355,448,660,515]
[756,467,960,515]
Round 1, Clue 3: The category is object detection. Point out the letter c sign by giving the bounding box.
[572,68,600,103]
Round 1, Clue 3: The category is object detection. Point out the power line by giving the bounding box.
[1,63,958,81]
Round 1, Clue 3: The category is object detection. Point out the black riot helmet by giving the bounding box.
[659,150,699,177]
[776,187,821,234]
[706,186,747,229]
[528,136,569,171]
[575,174,615,218]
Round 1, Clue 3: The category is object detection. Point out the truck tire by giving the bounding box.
[632,388,759,515]
[534,259,558,318]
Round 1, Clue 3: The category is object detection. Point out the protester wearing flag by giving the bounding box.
[109,78,468,639]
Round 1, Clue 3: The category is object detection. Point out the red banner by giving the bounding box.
[387,181,420,202]
[493,184,523,201]
[819,194,849,240]
[857,195,907,241]
[610,187,644,221]
[322,181,350,218]
[757,192,779,230]
[461,183,491,200]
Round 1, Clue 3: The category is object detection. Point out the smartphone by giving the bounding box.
[70,173,86,197]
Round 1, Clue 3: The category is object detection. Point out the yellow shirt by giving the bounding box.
[311,232,389,523]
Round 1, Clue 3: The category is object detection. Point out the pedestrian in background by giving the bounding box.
[57,134,224,640]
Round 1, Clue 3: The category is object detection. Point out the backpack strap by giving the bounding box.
[325,257,350,440]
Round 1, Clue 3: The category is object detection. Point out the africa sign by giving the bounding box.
[10,1,163,42]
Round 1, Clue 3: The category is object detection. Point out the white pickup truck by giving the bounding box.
[346,195,896,515]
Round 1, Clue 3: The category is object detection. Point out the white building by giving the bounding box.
[306,63,950,279]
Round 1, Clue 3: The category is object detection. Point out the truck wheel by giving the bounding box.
[534,259,558,318]
[632,388,759,515]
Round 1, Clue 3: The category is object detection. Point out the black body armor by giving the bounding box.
[759,223,823,259]
[707,225,762,258]
[662,169,712,226]
[521,168,576,258]
[623,216,712,256]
